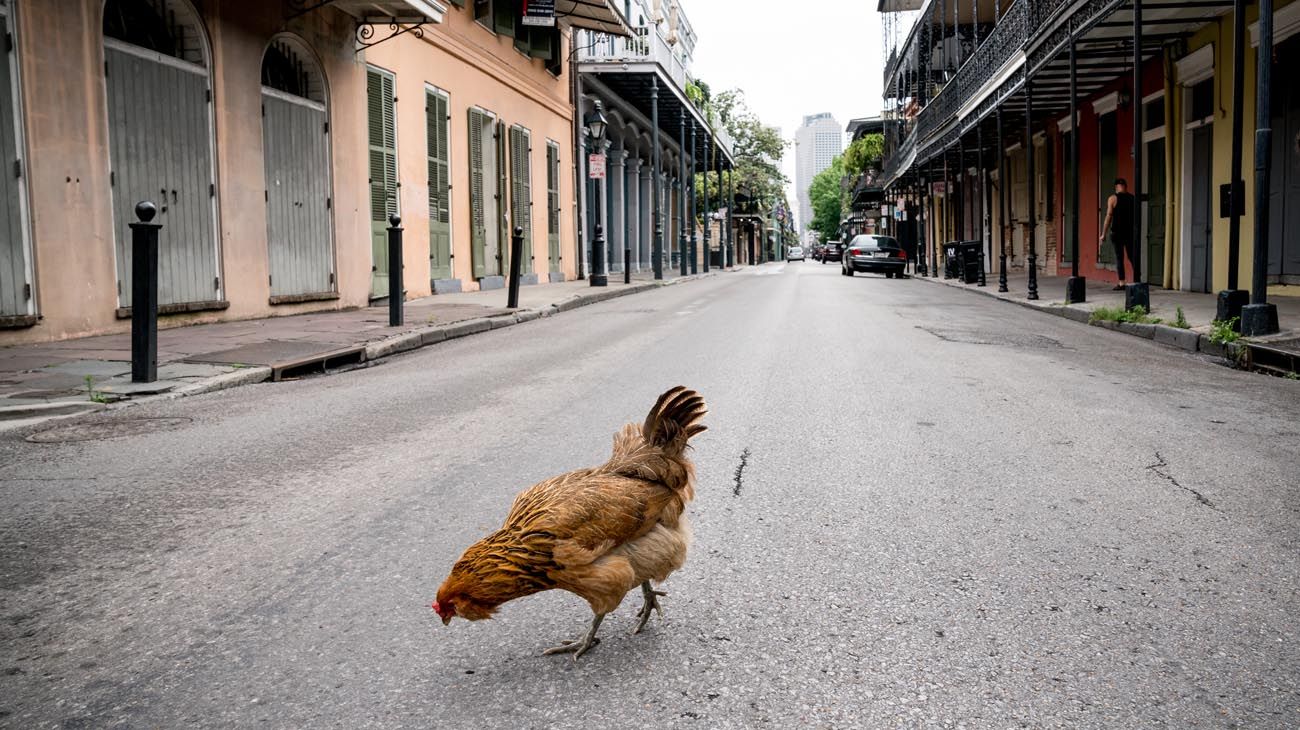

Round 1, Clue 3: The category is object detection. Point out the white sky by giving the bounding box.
[685,1,886,230]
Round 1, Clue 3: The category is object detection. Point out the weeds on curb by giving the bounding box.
[1209,318,1241,345]
[84,375,109,404]
[1173,306,1190,329]
[1090,305,1158,325]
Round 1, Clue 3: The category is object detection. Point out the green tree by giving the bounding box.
[809,156,846,243]
[842,133,884,177]
[691,88,787,218]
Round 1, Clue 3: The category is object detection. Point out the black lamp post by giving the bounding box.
[586,100,609,287]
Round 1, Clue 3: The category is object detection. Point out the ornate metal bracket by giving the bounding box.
[356,19,426,51]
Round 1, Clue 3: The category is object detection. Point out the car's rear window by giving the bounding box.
[854,236,899,248]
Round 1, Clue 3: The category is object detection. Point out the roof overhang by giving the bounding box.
[579,69,735,168]
[329,0,447,23]
[877,0,923,11]
[556,0,634,37]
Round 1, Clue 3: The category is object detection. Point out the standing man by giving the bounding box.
[1099,178,1137,290]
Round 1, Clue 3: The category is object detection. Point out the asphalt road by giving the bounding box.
[2,262,1299,729]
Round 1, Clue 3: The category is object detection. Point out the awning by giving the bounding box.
[328,0,447,23]
[877,0,922,11]
[556,0,633,37]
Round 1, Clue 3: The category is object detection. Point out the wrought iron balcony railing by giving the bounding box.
[882,0,1104,184]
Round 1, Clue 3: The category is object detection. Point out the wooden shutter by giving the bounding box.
[496,118,509,269]
[367,67,397,297]
[468,107,487,278]
[509,126,532,274]
[0,10,30,316]
[427,89,451,280]
[546,141,560,271]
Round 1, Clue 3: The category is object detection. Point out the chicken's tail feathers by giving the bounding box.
[642,386,708,454]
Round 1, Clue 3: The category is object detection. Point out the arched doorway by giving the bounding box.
[0,0,33,322]
[103,0,220,310]
[261,36,334,301]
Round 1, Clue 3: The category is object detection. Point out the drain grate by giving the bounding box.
[27,417,193,443]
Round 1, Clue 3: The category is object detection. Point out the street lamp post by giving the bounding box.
[586,100,609,287]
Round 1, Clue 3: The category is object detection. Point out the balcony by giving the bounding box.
[578,25,690,97]
[577,25,734,160]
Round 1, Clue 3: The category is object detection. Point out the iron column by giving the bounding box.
[679,114,688,277]
[1217,0,1249,321]
[1066,25,1086,303]
[997,106,1008,292]
[651,78,663,279]
[689,123,698,274]
[1243,0,1280,335]
[703,131,711,273]
[1026,84,1038,300]
[1127,0,1150,311]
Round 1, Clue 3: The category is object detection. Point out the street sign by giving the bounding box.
[588,153,606,179]
[931,181,946,195]
[521,0,556,26]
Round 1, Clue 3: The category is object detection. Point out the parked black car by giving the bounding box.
[820,240,844,264]
[841,235,907,278]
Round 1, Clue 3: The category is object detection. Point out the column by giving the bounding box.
[639,164,652,272]
[627,157,642,272]
[608,147,627,274]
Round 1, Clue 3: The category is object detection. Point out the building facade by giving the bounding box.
[879,0,1297,329]
[795,112,843,235]
[0,0,625,345]
[574,0,736,279]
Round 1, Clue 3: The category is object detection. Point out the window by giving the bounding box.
[1144,97,1164,131]
[1189,78,1214,122]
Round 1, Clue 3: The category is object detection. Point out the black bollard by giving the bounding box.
[130,201,161,383]
[388,215,403,327]
[624,246,631,285]
[507,226,524,309]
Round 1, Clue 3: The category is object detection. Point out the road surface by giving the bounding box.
[3,263,1298,728]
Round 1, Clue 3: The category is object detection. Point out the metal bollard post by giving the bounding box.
[507,227,524,309]
[130,201,161,383]
[388,215,403,327]
[624,246,631,285]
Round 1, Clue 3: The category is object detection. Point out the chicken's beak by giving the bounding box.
[440,613,453,626]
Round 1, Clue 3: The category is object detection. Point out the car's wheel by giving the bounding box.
[885,271,893,279]
[845,266,854,277]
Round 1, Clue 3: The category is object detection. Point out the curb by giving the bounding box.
[11,273,714,431]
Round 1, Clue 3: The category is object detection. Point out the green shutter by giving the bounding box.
[468,108,487,279]
[496,119,509,270]
[427,89,452,281]
[547,142,560,272]
[367,67,397,298]
[508,126,532,274]
[494,0,516,36]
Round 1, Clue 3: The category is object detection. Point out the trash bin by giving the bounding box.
[956,240,983,284]
[942,241,960,279]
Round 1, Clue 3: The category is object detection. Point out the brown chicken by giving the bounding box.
[432,386,707,659]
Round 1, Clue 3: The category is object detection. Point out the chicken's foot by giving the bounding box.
[543,613,605,660]
[633,581,668,634]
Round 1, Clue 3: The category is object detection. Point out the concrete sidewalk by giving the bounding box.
[0,270,714,427]
[915,268,1300,371]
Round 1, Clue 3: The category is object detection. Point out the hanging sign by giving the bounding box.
[931,181,947,195]
[588,153,606,179]
[521,0,556,26]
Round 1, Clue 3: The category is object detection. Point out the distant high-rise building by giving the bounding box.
[794,113,843,234]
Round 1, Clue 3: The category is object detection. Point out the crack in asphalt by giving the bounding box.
[733,447,750,497]
[1146,451,1216,509]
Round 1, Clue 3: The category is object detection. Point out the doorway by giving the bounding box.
[1189,125,1214,292]
[1268,33,1300,283]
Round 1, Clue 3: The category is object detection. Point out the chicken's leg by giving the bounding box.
[633,581,668,634]
[543,613,605,659]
